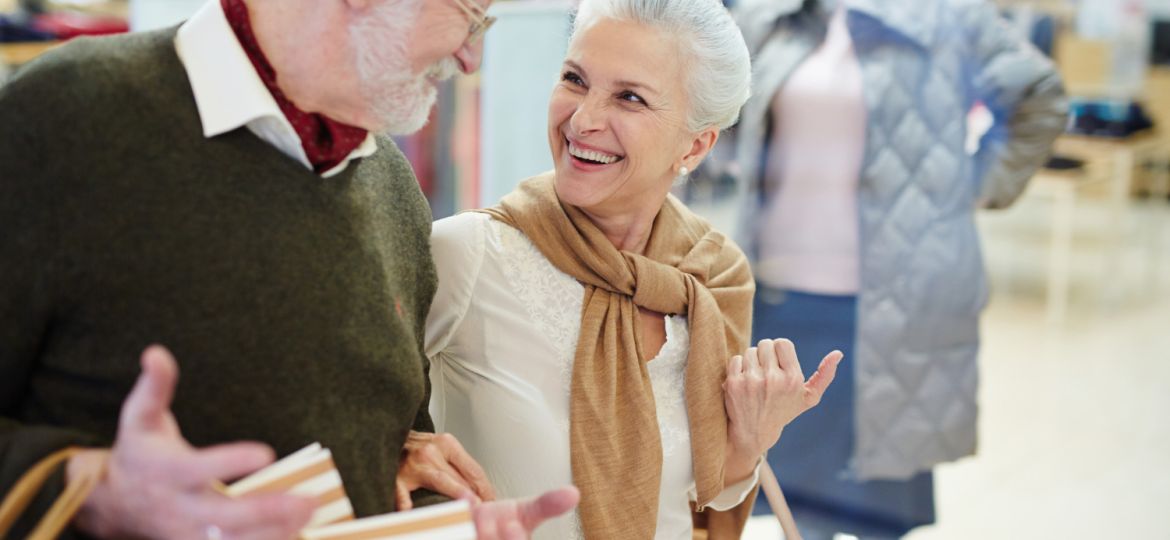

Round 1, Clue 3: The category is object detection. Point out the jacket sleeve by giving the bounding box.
[0,66,100,538]
[965,0,1069,209]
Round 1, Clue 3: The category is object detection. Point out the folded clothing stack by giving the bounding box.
[1067,99,1156,139]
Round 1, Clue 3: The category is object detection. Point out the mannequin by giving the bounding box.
[729,0,1067,537]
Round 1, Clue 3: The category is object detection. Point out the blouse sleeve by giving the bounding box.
[425,212,488,360]
[692,457,764,511]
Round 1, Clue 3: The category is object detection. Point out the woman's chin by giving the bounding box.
[553,172,601,208]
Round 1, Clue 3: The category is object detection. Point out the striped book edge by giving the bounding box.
[225,443,355,527]
[299,500,475,540]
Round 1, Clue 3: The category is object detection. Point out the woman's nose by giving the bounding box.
[570,94,606,135]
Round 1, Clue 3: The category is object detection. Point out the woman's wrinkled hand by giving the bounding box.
[723,339,843,459]
[396,431,497,510]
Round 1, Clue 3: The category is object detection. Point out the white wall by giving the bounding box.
[478,1,573,208]
[129,0,204,31]
[1149,0,1170,17]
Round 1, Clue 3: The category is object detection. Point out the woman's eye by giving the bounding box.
[619,91,645,105]
[561,71,585,86]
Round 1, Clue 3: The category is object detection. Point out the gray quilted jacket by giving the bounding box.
[730,0,1067,479]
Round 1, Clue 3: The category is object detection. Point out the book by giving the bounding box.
[224,443,475,539]
[300,500,475,540]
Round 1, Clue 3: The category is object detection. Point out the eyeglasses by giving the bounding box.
[452,0,496,46]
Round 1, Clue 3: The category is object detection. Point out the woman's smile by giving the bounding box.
[564,135,625,171]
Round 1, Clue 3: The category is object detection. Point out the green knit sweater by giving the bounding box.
[0,28,439,535]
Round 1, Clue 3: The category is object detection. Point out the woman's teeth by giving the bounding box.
[569,143,621,165]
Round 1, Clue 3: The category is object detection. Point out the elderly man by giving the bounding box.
[0,0,576,538]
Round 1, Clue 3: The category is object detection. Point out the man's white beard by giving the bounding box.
[350,4,461,136]
[373,56,459,136]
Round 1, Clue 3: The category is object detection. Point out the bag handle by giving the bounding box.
[759,463,802,540]
[0,447,108,540]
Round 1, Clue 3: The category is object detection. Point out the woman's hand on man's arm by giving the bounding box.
[396,430,497,510]
[722,339,843,483]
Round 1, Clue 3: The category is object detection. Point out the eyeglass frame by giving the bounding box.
[452,0,496,46]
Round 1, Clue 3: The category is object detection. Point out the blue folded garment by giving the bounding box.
[1067,99,1156,139]
[0,13,56,43]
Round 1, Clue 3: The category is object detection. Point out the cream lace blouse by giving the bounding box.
[425,212,759,540]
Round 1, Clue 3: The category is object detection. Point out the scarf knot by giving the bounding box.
[627,254,690,316]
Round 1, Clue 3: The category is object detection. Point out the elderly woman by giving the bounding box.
[425,0,842,538]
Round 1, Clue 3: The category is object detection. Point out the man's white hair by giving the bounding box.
[572,0,751,133]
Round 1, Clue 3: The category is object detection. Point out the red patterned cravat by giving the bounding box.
[221,0,369,174]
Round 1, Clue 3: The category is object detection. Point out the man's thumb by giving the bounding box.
[521,486,579,530]
[119,345,180,432]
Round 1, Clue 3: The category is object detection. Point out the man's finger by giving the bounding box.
[119,345,180,432]
[502,520,526,540]
[519,486,580,531]
[805,351,844,399]
[233,524,305,540]
[473,503,500,540]
[202,492,316,538]
[176,442,275,488]
[773,339,802,379]
[396,479,413,511]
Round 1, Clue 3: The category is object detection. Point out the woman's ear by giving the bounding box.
[681,127,721,172]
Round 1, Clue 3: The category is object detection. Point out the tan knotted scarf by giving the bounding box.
[478,172,755,539]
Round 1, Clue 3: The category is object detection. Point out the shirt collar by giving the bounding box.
[174,1,379,176]
[320,134,378,178]
[175,0,285,139]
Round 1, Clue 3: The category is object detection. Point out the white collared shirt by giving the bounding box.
[174,0,377,178]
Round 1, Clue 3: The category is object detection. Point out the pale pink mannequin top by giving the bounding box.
[755,5,866,295]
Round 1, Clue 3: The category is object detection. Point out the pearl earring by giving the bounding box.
[678,166,689,177]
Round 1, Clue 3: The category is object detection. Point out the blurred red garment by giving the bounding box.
[32,11,128,39]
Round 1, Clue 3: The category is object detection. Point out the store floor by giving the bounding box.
[744,198,1170,539]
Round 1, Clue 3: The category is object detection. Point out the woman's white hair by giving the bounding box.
[572,0,751,132]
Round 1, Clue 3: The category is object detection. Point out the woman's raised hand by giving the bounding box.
[723,339,843,460]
